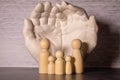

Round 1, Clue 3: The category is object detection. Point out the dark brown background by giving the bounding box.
[0,0,120,68]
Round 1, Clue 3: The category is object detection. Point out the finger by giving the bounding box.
[44,2,52,12]
[67,4,88,21]
[67,4,77,11]
[41,12,49,17]
[74,7,88,21]
[77,8,86,16]
[40,12,49,25]
[34,3,43,12]
[31,18,40,26]
[56,3,64,11]
[31,3,43,18]
[23,19,35,40]
[40,17,48,25]
[50,6,59,15]
[49,6,59,17]
[56,12,66,20]
[48,6,59,25]
[31,11,41,19]
[56,1,68,11]
[61,1,68,8]
[48,17,56,25]
[88,16,98,32]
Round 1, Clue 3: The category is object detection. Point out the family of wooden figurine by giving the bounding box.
[39,38,83,75]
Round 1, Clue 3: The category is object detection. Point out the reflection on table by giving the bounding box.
[39,74,83,80]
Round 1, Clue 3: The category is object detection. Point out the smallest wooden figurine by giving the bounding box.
[48,56,55,74]
[65,56,72,74]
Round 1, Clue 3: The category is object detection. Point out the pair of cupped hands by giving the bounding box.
[23,1,98,61]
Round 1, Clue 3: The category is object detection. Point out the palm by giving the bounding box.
[35,24,61,56]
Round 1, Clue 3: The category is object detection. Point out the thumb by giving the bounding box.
[88,16,98,33]
[23,18,36,40]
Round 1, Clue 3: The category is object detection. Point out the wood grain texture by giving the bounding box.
[0,0,120,68]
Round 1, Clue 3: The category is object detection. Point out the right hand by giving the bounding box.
[23,2,63,61]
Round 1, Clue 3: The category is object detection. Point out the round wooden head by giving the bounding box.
[71,39,82,49]
[48,56,55,62]
[40,38,50,49]
[56,50,63,58]
[65,56,71,62]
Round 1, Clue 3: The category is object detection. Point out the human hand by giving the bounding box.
[23,1,98,61]
[55,1,98,56]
